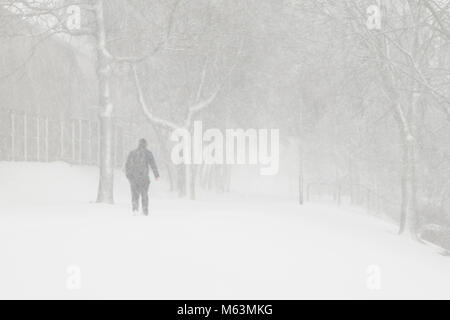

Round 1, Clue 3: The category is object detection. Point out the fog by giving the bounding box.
[1,0,450,299]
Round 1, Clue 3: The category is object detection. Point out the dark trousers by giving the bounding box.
[129,178,150,215]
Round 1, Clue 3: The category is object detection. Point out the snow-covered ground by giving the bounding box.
[1,162,450,299]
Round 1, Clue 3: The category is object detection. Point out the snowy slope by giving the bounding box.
[0,162,450,299]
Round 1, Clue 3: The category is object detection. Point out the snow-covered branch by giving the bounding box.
[132,65,180,131]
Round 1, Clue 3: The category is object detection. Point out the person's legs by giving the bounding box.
[141,180,150,216]
[130,180,140,213]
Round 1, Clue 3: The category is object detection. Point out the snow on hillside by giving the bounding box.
[0,162,450,299]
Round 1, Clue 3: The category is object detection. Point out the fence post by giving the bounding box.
[60,120,65,160]
[10,112,15,161]
[72,120,76,163]
[336,183,342,206]
[36,116,40,162]
[114,125,118,168]
[88,120,93,164]
[45,117,49,162]
[97,121,101,165]
[375,183,380,215]
[23,113,28,161]
[78,119,82,164]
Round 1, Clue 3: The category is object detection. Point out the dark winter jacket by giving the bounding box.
[125,147,160,182]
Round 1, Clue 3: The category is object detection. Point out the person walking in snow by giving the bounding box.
[125,139,160,216]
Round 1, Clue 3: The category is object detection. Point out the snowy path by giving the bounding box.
[1,162,450,299]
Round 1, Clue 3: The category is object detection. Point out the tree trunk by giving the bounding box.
[398,134,418,237]
[183,164,197,200]
[398,84,420,237]
[165,161,174,192]
[223,164,231,192]
[97,115,114,203]
[149,123,174,191]
[177,164,186,197]
[185,163,194,200]
[398,138,408,234]
[190,165,197,200]
[95,0,114,204]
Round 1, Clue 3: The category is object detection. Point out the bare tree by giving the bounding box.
[132,45,241,200]
[1,0,178,203]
